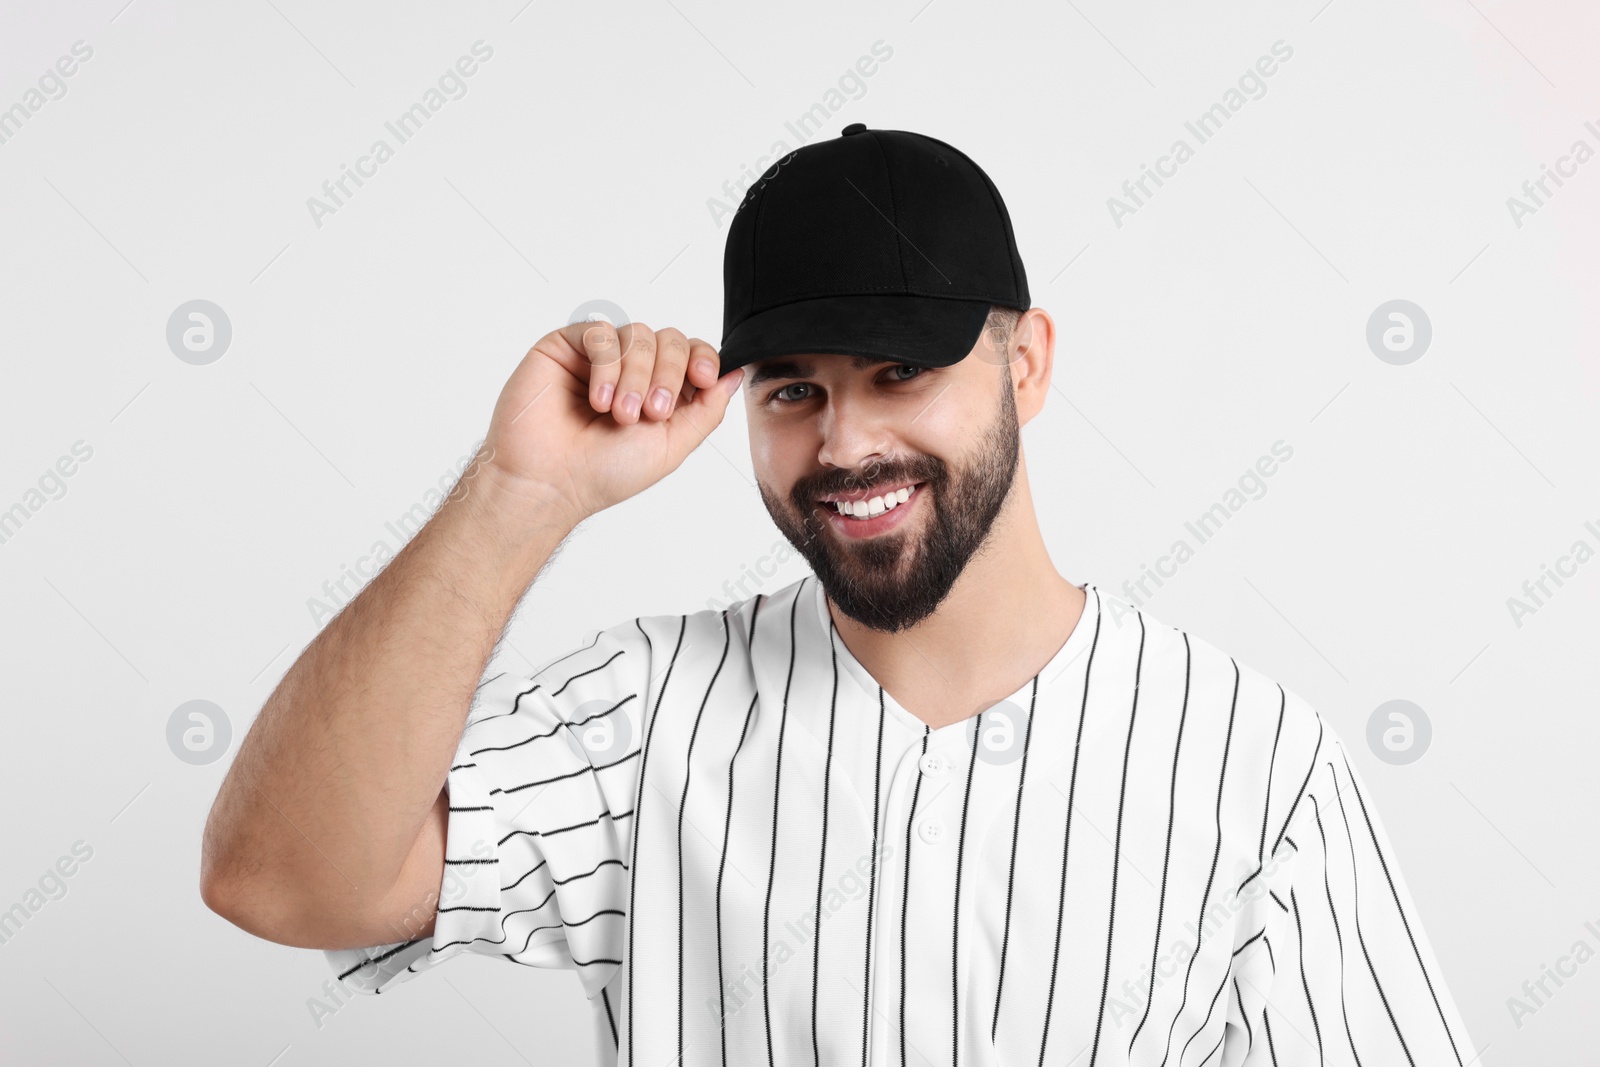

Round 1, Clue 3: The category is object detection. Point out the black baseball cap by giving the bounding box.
[718,123,1030,376]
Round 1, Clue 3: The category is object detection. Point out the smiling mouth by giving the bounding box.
[819,481,925,519]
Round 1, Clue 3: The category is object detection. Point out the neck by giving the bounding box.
[824,451,1086,730]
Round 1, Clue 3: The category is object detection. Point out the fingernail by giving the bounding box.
[651,387,672,415]
[597,382,614,407]
[694,357,715,379]
[621,391,641,418]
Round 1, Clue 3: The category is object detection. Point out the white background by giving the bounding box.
[1,0,1595,1063]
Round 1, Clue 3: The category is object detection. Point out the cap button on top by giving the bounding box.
[841,123,867,136]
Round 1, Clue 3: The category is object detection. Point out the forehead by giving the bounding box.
[743,353,906,387]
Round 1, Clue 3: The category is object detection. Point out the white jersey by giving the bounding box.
[326,576,1473,1067]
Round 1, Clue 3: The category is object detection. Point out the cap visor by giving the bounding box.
[719,293,993,375]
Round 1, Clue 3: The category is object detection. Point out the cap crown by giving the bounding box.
[721,126,1030,343]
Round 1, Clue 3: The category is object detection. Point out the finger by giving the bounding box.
[556,320,624,412]
[684,338,721,390]
[611,322,657,425]
[642,328,692,421]
[666,365,743,456]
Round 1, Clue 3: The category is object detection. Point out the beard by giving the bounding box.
[757,374,1021,634]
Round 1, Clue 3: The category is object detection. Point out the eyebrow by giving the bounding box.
[745,354,900,387]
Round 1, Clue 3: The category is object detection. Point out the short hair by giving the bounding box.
[982,304,1024,362]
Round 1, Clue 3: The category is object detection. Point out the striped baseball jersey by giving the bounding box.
[326,575,1474,1066]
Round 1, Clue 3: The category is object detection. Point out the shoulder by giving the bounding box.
[1096,584,1318,733]
[1094,586,1329,806]
[491,576,812,699]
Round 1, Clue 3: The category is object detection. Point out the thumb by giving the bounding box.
[666,365,744,455]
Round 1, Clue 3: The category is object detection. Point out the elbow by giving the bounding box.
[199,864,325,948]
[198,824,309,946]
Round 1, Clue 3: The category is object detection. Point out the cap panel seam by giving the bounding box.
[866,132,911,289]
[918,133,1027,305]
[747,168,775,316]
[975,165,1026,305]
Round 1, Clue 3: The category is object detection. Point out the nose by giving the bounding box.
[815,395,893,477]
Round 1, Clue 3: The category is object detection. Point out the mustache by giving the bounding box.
[795,459,943,501]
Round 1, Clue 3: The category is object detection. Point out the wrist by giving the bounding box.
[446,453,588,552]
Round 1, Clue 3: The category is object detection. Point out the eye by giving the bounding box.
[768,382,815,405]
[886,364,925,382]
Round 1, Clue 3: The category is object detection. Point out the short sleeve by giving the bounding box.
[1226,720,1475,1066]
[324,617,656,1000]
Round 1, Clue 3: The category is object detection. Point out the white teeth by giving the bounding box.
[830,483,918,518]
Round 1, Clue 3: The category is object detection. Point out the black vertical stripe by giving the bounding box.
[989,675,1040,1043]
[1037,599,1104,1066]
[1337,747,1464,1067]
[1155,659,1241,1067]
[1127,633,1192,1057]
[763,580,806,1067]
[951,710,984,1067]
[811,623,842,1067]
[716,690,759,1067]
[1089,612,1145,1067]
[1291,886,1326,1066]
[1259,685,1287,866]
[716,595,764,1067]
[678,613,733,1067]
[1234,978,1252,1051]
[1262,1005,1281,1067]
[859,686,887,1067]
[1271,720,1324,858]
[602,985,619,1049]
[900,726,930,1067]
[1309,789,1364,1067]
[626,615,688,1067]
[1175,962,1233,1067]
[1328,757,1417,1067]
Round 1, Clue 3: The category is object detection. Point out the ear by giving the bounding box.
[1008,308,1055,425]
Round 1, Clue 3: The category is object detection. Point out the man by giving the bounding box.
[201,125,1474,1066]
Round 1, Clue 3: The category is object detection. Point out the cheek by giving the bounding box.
[901,401,978,463]
[749,424,806,497]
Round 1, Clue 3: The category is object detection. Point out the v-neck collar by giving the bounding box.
[811,575,1101,737]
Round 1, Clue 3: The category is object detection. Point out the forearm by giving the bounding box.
[200,456,581,933]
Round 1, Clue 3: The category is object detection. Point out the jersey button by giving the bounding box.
[918,818,945,844]
[918,753,948,777]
